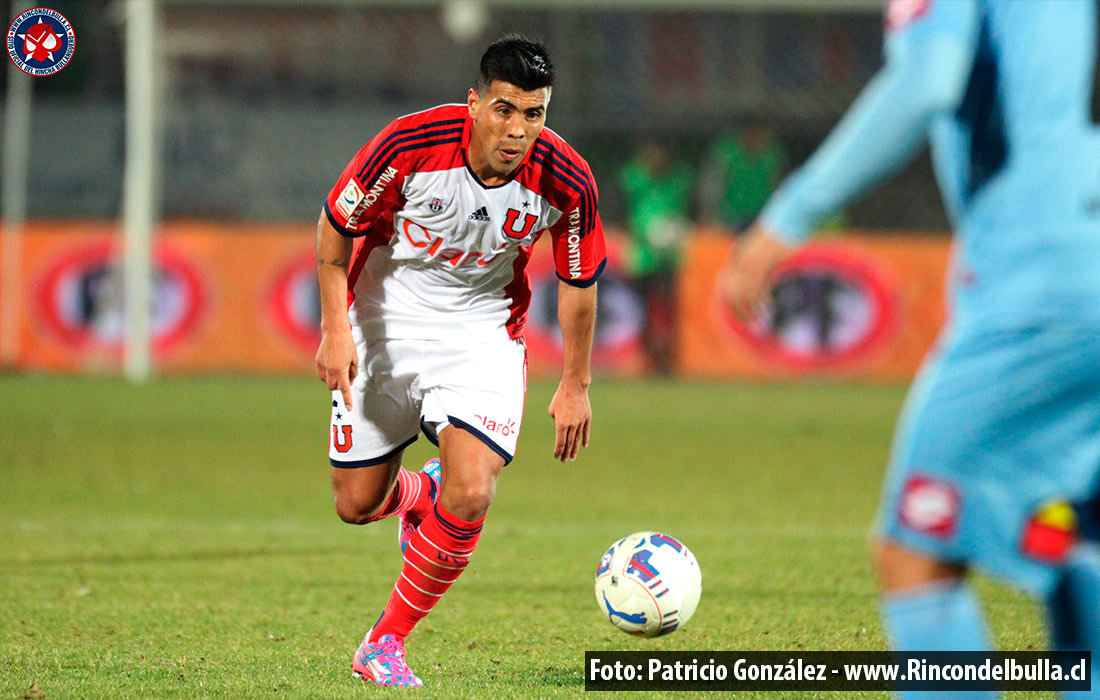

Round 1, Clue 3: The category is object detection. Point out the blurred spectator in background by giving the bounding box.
[617,138,694,374]
[700,118,786,233]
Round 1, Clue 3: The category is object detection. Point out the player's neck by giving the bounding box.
[466,149,513,187]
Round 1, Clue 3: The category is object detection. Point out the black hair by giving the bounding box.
[474,34,554,94]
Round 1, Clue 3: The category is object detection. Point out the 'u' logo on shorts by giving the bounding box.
[332,425,353,452]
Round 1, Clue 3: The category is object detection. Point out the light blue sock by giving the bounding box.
[882,580,996,700]
[1047,545,1100,700]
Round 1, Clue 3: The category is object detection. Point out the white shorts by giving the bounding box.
[329,335,527,468]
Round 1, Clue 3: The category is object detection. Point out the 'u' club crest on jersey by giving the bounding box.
[502,208,538,240]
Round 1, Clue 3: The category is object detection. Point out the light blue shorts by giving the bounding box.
[876,326,1100,596]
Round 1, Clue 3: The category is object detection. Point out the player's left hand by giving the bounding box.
[548,382,591,462]
[723,222,797,322]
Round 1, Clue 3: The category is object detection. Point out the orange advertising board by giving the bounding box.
[0,222,648,376]
[1,223,951,379]
[678,230,951,380]
[4,221,316,374]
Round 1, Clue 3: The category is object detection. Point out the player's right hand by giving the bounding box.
[316,329,358,410]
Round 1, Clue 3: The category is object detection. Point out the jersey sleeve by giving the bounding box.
[759,0,980,244]
[548,168,607,288]
[323,121,408,237]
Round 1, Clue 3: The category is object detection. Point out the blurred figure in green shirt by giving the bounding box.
[701,118,786,233]
[617,138,695,374]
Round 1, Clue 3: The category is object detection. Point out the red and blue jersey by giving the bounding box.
[324,103,607,341]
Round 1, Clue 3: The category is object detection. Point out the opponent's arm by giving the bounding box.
[761,42,971,242]
[549,281,597,463]
[315,212,358,410]
[726,1,979,318]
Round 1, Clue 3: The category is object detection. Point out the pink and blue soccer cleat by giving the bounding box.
[352,632,423,687]
[398,458,441,553]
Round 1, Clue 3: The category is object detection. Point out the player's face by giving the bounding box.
[466,81,550,185]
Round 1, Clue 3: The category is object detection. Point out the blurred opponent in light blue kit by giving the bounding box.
[725,1,1100,698]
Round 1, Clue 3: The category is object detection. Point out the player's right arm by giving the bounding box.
[315,114,422,408]
[315,212,357,410]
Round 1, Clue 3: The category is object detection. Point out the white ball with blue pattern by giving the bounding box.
[594,531,702,637]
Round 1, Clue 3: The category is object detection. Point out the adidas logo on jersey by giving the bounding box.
[467,207,490,222]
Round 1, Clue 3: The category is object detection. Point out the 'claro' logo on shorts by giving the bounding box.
[719,244,899,371]
[473,413,517,438]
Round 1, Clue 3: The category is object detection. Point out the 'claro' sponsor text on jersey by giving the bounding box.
[324,104,607,343]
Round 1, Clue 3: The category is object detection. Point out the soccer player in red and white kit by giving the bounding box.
[314,35,605,687]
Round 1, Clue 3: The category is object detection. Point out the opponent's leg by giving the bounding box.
[1046,544,1100,700]
[874,539,996,700]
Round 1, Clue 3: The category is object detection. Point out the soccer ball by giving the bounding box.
[594,531,701,637]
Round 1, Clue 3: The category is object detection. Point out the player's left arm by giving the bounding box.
[550,281,596,462]
[726,0,981,319]
[544,146,607,462]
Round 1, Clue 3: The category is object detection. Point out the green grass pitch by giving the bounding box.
[0,375,1050,699]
